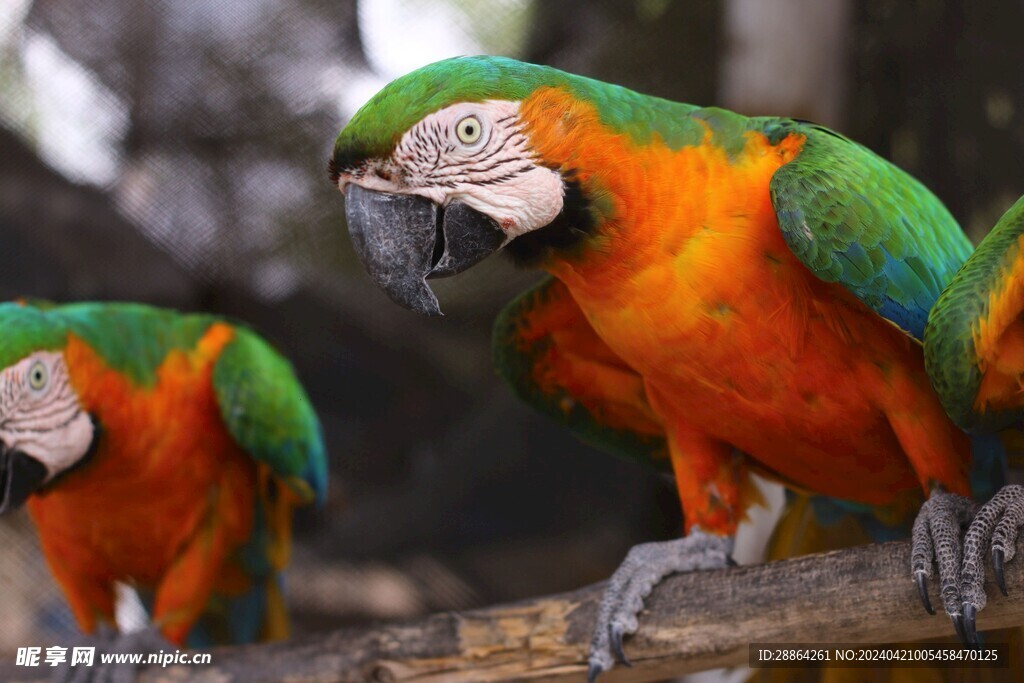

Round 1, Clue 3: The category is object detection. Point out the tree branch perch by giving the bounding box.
[4,538,1024,683]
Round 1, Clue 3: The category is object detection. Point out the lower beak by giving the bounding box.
[344,184,505,315]
[0,445,47,514]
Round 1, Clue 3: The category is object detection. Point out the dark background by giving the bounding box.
[1,0,1022,674]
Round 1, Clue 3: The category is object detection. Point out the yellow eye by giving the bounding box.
[28,361,47,390]
[456,116,482,144]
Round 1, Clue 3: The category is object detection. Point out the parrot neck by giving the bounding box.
[43,326,237,491]
[503,178,595,266]
[507,85,804,278]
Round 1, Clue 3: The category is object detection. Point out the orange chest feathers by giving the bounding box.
[26,324,255,588]
[521,93,956,500]
[519,88,819,369]
[529,102,839,383]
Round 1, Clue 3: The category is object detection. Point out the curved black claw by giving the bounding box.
[962,603,979,645]
[951,614,968,644]
[610,622,632,667]
[915,571,935,615]
[911,491,976,631]
[959,484,1024,642]
[587,662,603,683]
[993,548,1008,597]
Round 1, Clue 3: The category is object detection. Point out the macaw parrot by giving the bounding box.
[0,301,327,648]
[923,194,1024,638]
[328,56,1000,679]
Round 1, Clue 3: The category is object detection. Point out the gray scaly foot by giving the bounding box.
[587,530,733,682]
[959,484,1024,642]
[911,491,977,642]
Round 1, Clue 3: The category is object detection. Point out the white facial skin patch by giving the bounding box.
[0,351,93,482]
[340,100,565,239]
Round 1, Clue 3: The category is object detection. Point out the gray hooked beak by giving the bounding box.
[344,184,505,315]
[0,444,47,514]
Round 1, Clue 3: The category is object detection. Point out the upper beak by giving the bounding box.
[0,444,47,514]
[344,184,505,315]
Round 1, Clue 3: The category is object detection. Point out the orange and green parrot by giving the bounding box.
[922,194,1024,642]
[327,56,1001,678]
[0,301,327,648]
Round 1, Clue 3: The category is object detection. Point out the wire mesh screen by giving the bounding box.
[3,0,1024,676]
[0,0,695,657]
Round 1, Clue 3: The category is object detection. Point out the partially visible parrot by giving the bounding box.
[0,301,327,648]
[328,56,1000,678]
[923,194,1024,633]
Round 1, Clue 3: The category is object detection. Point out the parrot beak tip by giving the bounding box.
[344,185,504,315]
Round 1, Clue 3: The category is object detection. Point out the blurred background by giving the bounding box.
[1,0,1024,678]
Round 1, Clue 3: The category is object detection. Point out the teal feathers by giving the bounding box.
[765,121,972,340]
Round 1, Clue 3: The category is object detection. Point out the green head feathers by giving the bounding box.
[331,56,570,173]
[0,303,68,370]
[329,55,707,178]
[0,301,218,386]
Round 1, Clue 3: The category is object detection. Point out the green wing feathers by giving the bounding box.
[493,276,669,471]
[925,195,1024,432]
[768,123,972,340]
[213,327,327,504]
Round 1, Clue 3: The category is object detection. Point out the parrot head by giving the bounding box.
[329,55,604,315]
[0,304,96,514]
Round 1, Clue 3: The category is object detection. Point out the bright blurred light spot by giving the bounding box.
[0,0,35,131]
[331,0,531,120]
[114,582,148,634]
[360,0,480,78]
[0,0,31,39]
[21,32,128,185]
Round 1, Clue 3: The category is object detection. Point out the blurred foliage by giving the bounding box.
[850,0,1024,242]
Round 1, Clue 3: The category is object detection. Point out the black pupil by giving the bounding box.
[33,369,42,383]
[464,124,475,136]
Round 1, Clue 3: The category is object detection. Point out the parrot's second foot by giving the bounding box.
[51,626,175,683]
[911,491,977,643]
[959,485,1024,642]
[587,530,733,682]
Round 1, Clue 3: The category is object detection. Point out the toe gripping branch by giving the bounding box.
[913,486,1024,645]
[960,485,1024,643]
[912,492,978,642]
[586,531,734,683]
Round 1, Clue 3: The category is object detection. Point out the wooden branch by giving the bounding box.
[5,538,1024,683]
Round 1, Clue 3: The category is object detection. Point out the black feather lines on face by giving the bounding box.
[413,115,533,191]
[330,111,534,192]
[505,174,594,267]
